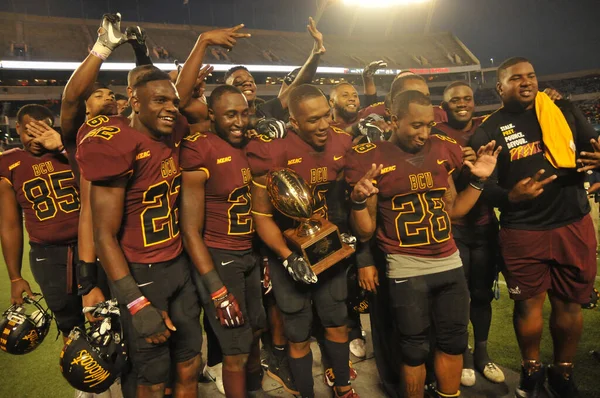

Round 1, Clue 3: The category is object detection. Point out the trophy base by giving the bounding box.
[283,218,355,275]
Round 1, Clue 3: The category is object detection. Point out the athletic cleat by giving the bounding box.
[546,364,580,398]
[96,13,127,51]
[203,363,225,395]
[324,361,358,387]
[266,353,299,395]
[334,387,360,398]
[349,337,366,359]
[461,368,476,387]
[515,364,545,398]
[482,362,505,383]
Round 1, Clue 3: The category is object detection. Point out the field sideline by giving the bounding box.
[0,237,599,397]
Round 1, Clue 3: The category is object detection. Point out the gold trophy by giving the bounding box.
[266,168,354,275]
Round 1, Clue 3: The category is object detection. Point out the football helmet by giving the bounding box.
[0,294,53,355]
[60,299,128,394]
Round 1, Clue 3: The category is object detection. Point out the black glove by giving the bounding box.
[131,303,168,338]
[282,253,318,284]
[256,118,287,139]
[283,67,302,85]
[363,60,387,78]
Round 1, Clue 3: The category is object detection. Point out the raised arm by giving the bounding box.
[176,25,250,122]
[276,17,325,109]
[60,14,127,145]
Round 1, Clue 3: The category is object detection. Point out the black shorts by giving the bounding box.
[29,242,84,334]
[269,254,348,343]
[117,255,202,386]
[389,267,469,357]
[192,248,267,356]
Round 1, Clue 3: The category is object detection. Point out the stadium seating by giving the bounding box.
[0,12,478,70]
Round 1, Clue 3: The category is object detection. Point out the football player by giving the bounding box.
[346,90,500,398]
[77,69,201,397]
[0,105,82,338]
[180,85,266,398]
[434,82,505,386]
[470,57,598,398]
[247,84,359,398]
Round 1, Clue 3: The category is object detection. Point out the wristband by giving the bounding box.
[469,180,485,191]
[211,286,227,300]
[90,41,112,60]
[76,260,98,296]
[113,274,144,306]
[10,277,23,283]
[356,240,375,269]
[202,269,225,296]
[351,197,367,211]
[127,296,151,315]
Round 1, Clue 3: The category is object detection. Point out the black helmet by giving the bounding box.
[347,264,369,315]
[59,300,128,394]
[0,295,53,355]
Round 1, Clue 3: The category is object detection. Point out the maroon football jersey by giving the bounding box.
[434,117,492,226]
[76,115,189,263]
[345,135,463,258]
[246,127,353,224]
[0,149,79,245]
[180,132,254,250]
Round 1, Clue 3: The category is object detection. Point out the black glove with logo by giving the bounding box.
[282,253,318,284]
[256,118,287,139]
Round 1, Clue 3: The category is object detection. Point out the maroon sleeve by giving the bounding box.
[345,142,377,186]
[359,102,386,119]
[180,132,211,171]
[431,135,463,175]
[434,106,448,123]
[173,115,190,143]
[246,136,286,177]
[0,151,10,183]
[77,123,137,182]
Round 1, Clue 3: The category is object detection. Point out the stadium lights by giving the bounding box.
[342,0,430,7]
[0,60,403,76]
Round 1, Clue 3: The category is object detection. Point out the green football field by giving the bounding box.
[1,238,600,397]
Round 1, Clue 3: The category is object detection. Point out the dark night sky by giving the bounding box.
[2,0,598,75]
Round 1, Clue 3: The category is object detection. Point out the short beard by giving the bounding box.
[334,103,358,123]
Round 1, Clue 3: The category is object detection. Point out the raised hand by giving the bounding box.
[27,120,63,152]
[200,24,251,50]
[307,17,325,55]
[350,163,383,203]
[464,140,502,180]
[577,138,600,173]
[363,60,387,78]
[508,169,557,203]
[96,13,128,51]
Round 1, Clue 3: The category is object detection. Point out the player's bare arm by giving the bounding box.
[177,24,250,122]
[0,179,32,305]
[349,163,382,241]
[277,17,325,109]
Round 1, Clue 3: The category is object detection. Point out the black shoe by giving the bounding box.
[546,365,580,398]
[515,364,545,398]
[266,354,299,395]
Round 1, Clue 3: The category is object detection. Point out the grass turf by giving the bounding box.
[1,238,599,397]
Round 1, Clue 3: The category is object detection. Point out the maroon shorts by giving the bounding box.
[499,215,597,304]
